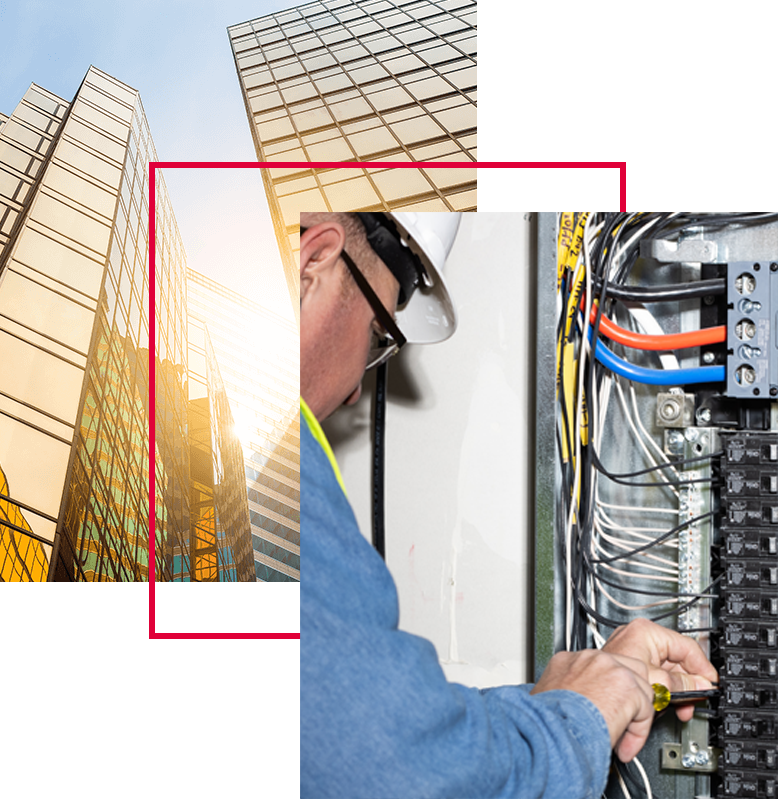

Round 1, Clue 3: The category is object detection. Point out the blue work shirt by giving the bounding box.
[301,408,611,799]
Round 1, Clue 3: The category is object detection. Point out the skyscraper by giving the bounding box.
[187,269,300,582]
[187,314,256,582]
[228,0,477,320]
[0,67,254,582]
[0,67,189,581]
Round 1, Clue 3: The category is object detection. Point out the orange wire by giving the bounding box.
[586,301,726,351]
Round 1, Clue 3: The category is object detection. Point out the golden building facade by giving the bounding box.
[187,270,300,582]
[0,67,254,581]
[228,0,477,321]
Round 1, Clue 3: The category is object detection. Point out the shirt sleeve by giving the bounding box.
[301,415,612,799]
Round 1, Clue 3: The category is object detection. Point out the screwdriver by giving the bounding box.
[652,683,719,712]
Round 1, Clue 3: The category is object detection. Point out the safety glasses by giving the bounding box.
[301,227,407,369]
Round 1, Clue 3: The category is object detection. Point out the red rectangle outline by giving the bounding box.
[147,159,627,640]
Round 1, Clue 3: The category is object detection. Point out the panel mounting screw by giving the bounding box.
[771,387,778,397]
[702,351,716,364]
[754,388,761,396]
[771,263,778,272]
[754,263,761,271]
[695,750,710,766]
[682,753,696,768]
[697,408,712,424]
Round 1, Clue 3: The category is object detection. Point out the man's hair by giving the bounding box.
[300,212,380,296]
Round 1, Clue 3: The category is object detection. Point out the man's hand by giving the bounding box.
[530,618,718,762]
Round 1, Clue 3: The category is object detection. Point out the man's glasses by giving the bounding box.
[301,226,407,369]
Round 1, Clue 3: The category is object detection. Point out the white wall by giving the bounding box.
[323,213,536,688]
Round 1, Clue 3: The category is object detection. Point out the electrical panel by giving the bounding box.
[719,431,778,798]
[537,214,778,799]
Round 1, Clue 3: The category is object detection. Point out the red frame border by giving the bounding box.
[147,159,627,640]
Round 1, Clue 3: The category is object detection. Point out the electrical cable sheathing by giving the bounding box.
[371,360,388,560]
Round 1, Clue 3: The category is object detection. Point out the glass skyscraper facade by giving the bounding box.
[0,67,172,581]
[187,269,300,582]
[0,67,254,582]
[228,0,477,319]
[187,316,256,582]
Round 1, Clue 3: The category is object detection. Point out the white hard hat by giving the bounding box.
[352,211,461,369]
[389,212,461,344]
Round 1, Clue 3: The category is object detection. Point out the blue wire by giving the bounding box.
[588,329,725,386]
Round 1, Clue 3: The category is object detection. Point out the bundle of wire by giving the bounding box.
[553,211,778,796]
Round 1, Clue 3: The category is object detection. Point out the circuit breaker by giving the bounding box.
[536,213,778,799]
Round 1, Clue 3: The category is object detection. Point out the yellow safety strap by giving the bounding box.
[300,398,347,496]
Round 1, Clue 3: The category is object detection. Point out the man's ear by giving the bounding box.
[300,222,347,302]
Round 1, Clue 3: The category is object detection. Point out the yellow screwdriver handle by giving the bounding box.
[652,683,671,712]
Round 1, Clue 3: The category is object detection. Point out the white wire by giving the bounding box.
[629,384,681,479]
[591,214,679,799]
[599,561,680,584]
[594,531,680,577]
[613,379,679,500]
[596,505,677,544]
[597,499,679,516]
[596,579,680,611]
[632,756,653,799]
[595,510,678,546]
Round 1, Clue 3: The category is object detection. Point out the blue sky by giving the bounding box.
[0,0,301,320]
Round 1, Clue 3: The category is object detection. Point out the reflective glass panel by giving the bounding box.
[0,412,72,517]
[0,270,95,353]
[442,64,477,90]
[290,104,334,132]
[56,139,122,189]
[12,104,54,134]
[83,71,137,108]
[0,331,85,424]
[306,137,353,160]
[323,175,380,208]
[45,163,117,219]
[71,100,129,143]
[371,168,433,201]
[31,192,111,254]
[278,187,328,221]
[348,126,399,157]
[25,88,61,116]
[367,85,413,112]
[389,115,444,144]
[63,119,126,163]
[329,96,371,122]
[77,85,134,124]
[312,72,353,94]
[280,81,318,104]
[433,103,476,133]
[255,116,296,141]
[2,119,49,152]
[405,75,455,101]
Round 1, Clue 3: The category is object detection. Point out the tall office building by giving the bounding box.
[0,67,179,581]
[187,269,300,582]
[228,0,477,320]
[187,315,256,582]
[0,67,253,581]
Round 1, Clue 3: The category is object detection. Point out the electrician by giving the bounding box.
[300,211,718,799]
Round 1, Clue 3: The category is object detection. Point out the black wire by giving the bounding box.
[590,447,720,488]
[589,512,715,565]
[595,448,722,479]
[593,277,726,303]
[371,360,388,559]
[574,573,722,629]
[649,574,724,622]
[584,559,720,599]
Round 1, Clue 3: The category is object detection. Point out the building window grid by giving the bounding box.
[232,0,476,218]
[242,21,474,127]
